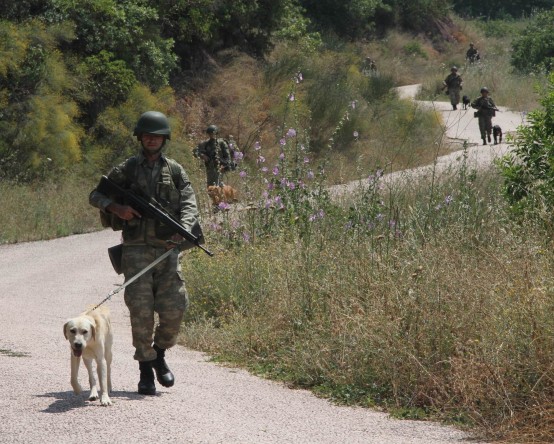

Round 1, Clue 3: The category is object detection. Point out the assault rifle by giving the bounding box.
[98,175,213,257]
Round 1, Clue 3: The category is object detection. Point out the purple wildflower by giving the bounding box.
[257,155,266,164]
[218,202,231,211]
[242,232,251,243]
[261,166,268,173]
[286,128,297,138]
[445,195,453,205]
[254,141,261,151]
[307,170,315,180]
[210,222,222,231]
[272,166,280,175]
[239,170,247,178]
[279,152,285,160]
[288,93,295,101]
[303,157,310,164]
[279,138,286,146]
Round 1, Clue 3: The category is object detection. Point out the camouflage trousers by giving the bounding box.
[205,164,224,187]
[121,245,188,362]
[478,116,493,140]
[448,88,461,106]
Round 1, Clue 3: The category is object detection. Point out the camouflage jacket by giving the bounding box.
[471,96,497,117]
[195,138,231,169]
[89,151,199,247]
[443,73,463,90]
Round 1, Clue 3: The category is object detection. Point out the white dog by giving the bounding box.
[63,305,113,406]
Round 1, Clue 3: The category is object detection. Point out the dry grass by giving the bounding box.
[0,175,100,244]
[182,166,554,442]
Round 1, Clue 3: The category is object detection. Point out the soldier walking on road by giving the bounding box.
[442,66,463,110]
[193,124,232,187]
[89,111,201,396]
[471,87,498,145]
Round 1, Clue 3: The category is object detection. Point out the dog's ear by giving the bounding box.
[63,321,69,339]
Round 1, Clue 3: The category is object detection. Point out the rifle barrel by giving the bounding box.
[99,176,213,257]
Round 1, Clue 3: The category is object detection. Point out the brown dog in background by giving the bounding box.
[207,185,238,206]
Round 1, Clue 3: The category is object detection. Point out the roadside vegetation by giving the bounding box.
[1,1,554,442]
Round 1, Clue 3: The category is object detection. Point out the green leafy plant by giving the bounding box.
[498,73,554,223]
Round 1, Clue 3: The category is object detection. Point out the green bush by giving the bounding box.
[511,9,554,74]
[499,73,554,224]
[402,41,428,59]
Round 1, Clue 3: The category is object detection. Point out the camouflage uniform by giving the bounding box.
[195,138,232,187]
[466,46,480,64]
[471,95,497,144]
[90,151,199,362]
[443,71,463,109]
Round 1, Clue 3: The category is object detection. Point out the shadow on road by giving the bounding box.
[37,390,147,413]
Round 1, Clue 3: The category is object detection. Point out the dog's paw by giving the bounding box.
[100,394,113,406]
[88,387,99,401]
[71,381,83,394]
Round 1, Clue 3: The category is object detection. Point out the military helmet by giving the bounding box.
[480,86,489,93]
[469,42,474,46]
[451,66,458,71]
[206,124,219,134]
[133,111,171,140]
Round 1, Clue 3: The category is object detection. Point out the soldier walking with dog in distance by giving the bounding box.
[89,111,201,396]
[442,66,463,110]
[193,124,232,187]
[471,87,499,145]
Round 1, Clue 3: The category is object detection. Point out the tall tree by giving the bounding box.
[452,0,554,19]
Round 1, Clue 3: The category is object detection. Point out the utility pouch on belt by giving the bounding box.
[108,244,123,274]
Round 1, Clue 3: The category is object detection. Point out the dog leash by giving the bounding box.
[89,246,178,312]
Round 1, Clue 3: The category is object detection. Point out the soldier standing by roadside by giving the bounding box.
[193,124,232,187]
[89,111,201,396]
[471,87,498,145]
[442,66,463,110]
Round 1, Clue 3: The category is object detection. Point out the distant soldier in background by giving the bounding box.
[442,66,463,110]
[362,56,377,76]
[466,43,480,64]
[194,125,232,188]
[471,87,499,145]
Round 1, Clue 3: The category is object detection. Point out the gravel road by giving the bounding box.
[0,230,483,444]
[0,85,501,444]
[330,84,526,201]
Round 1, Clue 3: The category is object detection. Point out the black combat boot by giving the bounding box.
[487,134,492,143]
[453,104,457,110]
[138,360,156,395]
[482,138,487,145]
[152,344,175,387]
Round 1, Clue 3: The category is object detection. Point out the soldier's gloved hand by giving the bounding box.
[166,234,184,251]
[107,203,141,221]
